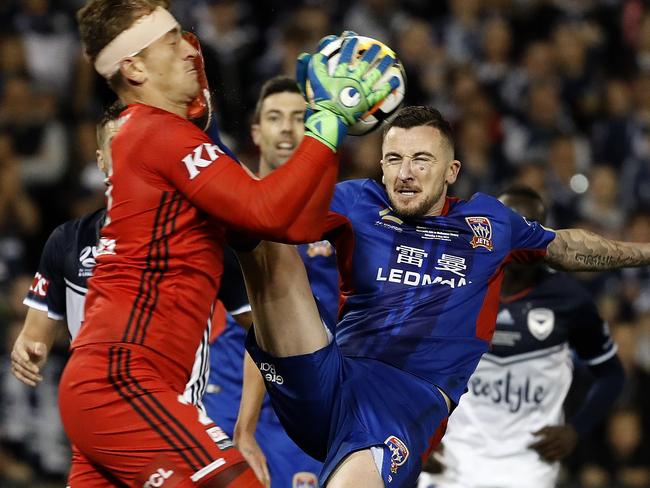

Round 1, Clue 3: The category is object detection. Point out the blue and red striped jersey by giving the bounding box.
[324,179,556,404]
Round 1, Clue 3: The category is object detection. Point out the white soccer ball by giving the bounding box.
[307,35,407,136]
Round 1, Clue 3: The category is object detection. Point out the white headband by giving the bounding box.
[94,6,179,79]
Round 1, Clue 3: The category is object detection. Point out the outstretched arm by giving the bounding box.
[545,229,650,271]
[233,352,270,487]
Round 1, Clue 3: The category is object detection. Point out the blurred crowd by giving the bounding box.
[0,0,649,486]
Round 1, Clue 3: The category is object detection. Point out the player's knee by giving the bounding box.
[197,462,263,487]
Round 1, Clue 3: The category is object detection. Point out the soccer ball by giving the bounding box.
[307,35,407,136]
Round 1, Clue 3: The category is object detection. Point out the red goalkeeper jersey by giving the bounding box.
[73,104,337,390]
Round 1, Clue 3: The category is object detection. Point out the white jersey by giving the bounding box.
[428,270,617,488]
[436,344,573,488]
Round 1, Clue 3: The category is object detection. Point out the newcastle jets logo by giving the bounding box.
[385,435,409,475]
[527,308,555,341]
[339,86,361,108]
[465,216,493,251]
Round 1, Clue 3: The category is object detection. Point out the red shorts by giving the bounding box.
[59,344,252,487]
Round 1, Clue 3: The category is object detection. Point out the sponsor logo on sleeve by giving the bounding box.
[182,143,224,179]
[29,272,49,297]
[465,216,493,251]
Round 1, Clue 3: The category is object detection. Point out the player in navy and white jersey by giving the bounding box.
[205,77,339,488]
[11,106,119,387]
[236,106,650,487]
[425,187,625,488]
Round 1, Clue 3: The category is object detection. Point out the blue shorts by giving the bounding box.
[245,330,449,487]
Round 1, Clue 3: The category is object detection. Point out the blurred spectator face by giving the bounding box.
[0,36,27,75]
[398,18,434,66]
[459,118,489,155]
[637,14,650,52]
[481,17,511,62]
[515,163,548,199]
[548,136,576,184]
[523,41,556,80]
[527,82,561,126]
[633,74,650,115]
[209,0,238,33]
[611,324,637,372]
[1,76,34,121]
[607,409,643,459]
[294,6,330,45]
[450,0,480,21]
[553,23,586,74]
[251,91,305,172]
[625,213,650,242]
[344,130,382,180]
[606,79,631,117]
[589,165,619,206]
[452,69,480,105]
[21,0,49,15]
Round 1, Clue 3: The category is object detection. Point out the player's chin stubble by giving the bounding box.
[388,189,440,220]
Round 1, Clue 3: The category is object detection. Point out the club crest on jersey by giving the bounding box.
[292,472,318,488]
[384,435,409,474]
[527,307,555,341]
[465,216,493,251]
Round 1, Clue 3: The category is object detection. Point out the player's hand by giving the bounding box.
[10,336,48,387]
[300,36,400,151]
[528,425,578,462]
[234,430,270,487]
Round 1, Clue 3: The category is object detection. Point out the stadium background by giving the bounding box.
[0,0,649,486]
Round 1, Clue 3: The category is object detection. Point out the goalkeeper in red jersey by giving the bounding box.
[58,1,399,486]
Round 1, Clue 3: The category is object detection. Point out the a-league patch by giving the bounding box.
[384,435,409,474]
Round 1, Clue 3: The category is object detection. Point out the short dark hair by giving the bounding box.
[498,185,548,223]
[252,76,302,124]
[384,106,455,155]
[96,100,126,146]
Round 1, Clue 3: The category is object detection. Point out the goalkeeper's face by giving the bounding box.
[138,28,201,106]
[252,92,306,176]
[381,126,460,219]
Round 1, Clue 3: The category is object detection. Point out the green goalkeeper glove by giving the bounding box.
[299,37,400,151]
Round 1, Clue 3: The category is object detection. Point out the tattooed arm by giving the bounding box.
[545,229,650,271]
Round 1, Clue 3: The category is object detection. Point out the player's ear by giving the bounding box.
[120,57,146,85]
[96,149,106,174]
[251,124,261,147]
[446,159,461,185]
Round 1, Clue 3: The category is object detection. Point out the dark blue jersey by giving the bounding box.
[324,179,556,404]
[24,209,106,338]
[493,269,616,363]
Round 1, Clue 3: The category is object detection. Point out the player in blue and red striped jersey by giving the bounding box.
[237,106,650,487]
